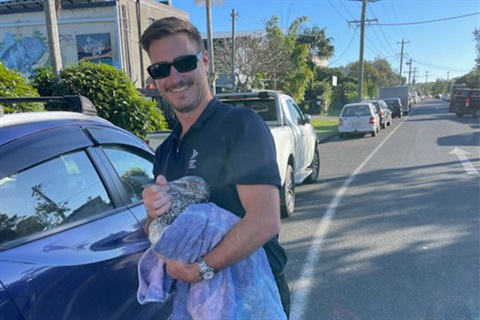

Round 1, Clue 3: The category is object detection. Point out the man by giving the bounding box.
[140,16,290,316]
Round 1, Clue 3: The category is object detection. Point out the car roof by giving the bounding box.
[0,111,114,146]
[342,103,375,111]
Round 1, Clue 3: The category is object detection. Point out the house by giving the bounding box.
[0,0,187,87]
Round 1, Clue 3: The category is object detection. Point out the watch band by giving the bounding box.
[197,257,216,280]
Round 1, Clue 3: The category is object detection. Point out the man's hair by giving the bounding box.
[140,16,204,54]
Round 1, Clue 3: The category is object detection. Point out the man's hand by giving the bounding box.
[142,175,172,235]
[156,253,201,283]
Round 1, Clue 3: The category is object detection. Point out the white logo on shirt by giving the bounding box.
[189,149,198,169]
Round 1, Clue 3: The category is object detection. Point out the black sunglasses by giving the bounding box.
[147,51,203,79]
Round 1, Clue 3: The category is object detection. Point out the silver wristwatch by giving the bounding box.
[197,257,216,280]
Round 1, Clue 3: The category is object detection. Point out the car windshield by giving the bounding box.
[343,106,371,117]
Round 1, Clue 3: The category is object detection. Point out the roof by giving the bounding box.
[0,0,114,14]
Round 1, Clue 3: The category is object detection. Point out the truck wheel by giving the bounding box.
[473,109,480,118]
[304,146,320,184]
[280,164,295,218]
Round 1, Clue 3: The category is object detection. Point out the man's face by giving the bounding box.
[148,33,211,114]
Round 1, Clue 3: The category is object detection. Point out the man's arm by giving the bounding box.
[162,184,280,282]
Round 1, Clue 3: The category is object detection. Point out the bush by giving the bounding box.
[0,62,44,113]
[30,62,168,139]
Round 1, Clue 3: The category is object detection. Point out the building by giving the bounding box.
[0,0,187,87]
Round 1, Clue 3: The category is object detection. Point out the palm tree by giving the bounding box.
[297,26,335,62]
[44,0,62,75]
[194,0,222,94]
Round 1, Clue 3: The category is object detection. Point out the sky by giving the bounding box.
[172,0,480,82]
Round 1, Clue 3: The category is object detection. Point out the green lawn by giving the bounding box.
[311,118,338,141]
[309,107,341,141]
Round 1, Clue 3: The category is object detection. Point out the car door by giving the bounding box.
[284,97,310,175]
[0,125,163,320]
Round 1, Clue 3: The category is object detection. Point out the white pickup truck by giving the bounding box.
[145,90,319,218]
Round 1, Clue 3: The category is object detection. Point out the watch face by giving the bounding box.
[202,270,214,280]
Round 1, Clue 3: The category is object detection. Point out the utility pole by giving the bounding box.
[412,67,418,84]
[205,0,216,94]
[44,0,62,76]
[349,0,378,101]
[230,9,237,92]
[406,58,412,85]
[424,70,429,96]
[397,39,409,83]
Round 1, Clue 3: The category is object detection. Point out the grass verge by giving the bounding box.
[311,117,338,141]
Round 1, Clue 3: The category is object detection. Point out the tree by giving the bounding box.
[30,62,168,138]
[44,0,62,75]
[474,28,480,70]
[346,58,398,99]
[0,62,44,113]
[297,25,335,60]
[264,16,313,101]
[454,69,480,88]
[214,34,292,91]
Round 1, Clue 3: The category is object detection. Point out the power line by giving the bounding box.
[412,59,472,73]
[329,30,358,66]
[367,4,396,56]
[338,0,357,21]
[378,12,480,26]
[326,0,351,22]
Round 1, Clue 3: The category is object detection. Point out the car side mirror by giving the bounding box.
[304,113,311,124]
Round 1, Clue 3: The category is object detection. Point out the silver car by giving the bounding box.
[338,102,380,138]
[362,99,393,129]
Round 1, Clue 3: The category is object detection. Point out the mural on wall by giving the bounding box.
[76,33,112,65]
[0,31,49,76]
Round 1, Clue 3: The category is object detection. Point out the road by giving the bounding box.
[281,99,480,320]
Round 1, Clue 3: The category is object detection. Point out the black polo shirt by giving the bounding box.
[153,98,287,275]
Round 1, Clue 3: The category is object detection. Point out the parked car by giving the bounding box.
[338,102,380,138]
[216,90,319,218]
[382,97,403,118]
[0,109,173,319]
[452,88,480,118]
[362,99,393,128]
[448,84,469,112]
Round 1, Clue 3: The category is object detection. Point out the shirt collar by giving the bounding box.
[172,98,221,137]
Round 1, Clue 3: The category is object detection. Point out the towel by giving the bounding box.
[137,202,287,320]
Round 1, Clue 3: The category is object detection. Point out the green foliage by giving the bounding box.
[297,25,335,59]
[454,69,480,88]
[474,28,480,70]
[30,61,167,139]
[263,15,313,102]
[30,66,59,96]
[0,61,44,113]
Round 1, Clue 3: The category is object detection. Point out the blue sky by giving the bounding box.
[173,0,479,82]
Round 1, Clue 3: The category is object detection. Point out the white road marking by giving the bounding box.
[290,114,409,319]
[449,147,479,176]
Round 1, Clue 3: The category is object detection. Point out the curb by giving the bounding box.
[317,132,337,144]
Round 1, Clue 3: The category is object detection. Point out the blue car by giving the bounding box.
[0,107,172,319]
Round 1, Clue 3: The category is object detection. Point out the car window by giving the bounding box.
[103,147,154,203]
[0,150,113,246]
[342,106,371,117]
[285,98,304,125]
